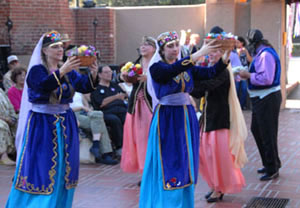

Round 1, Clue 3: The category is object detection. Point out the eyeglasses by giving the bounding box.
[101,70,112,74]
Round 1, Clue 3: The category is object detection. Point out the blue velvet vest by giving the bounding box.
[248,47,281,90]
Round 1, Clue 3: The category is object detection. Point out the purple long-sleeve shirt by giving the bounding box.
[250,45,276,86]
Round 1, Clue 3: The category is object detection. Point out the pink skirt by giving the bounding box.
[121,90,152,173]
[199,129,245,193]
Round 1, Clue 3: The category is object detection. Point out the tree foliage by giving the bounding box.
[107,0,205,6]
[69,0,205,7]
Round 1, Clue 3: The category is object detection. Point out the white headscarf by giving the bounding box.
[146,31,182,110]
[146,40,160,110]
[15,35,44,163]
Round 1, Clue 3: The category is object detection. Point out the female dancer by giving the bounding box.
[194,49,248,203]
[121,36,156,174]
[139,31,230,208]
[6,30,98,208]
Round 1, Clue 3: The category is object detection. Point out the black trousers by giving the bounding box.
[250,90,282,174]
[103,108,126,150]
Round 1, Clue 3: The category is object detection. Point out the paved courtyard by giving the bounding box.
[1,109,300,208]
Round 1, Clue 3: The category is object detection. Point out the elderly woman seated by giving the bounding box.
[7,66,26,113]
[0,88,18,164]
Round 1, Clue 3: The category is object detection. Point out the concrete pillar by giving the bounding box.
[205,0,236,34]
[235,1,251,37]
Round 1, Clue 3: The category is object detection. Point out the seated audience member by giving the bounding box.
[91,65,127,155]
[0,88,18,164]
[70,92,118,165]
[3,55,20,91]
[61,34,76,62]
[7,66,26,113]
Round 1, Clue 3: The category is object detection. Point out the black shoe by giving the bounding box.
[96,155,119,165]
[260,171,279,181]
[257,167,266,174]
[137,180,141,187]
[89,146,101,159]
[112,152,121,161]
[204,191,213,199]
[7,152,16,162]
[207,193,224,203]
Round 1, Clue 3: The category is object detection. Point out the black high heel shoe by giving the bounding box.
[206,192,224,203]
[204,191,213,199]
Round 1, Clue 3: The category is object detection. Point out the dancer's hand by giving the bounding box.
[191,40,221,63]
[137,75,147,82]
[89,60,98,81]
[239,70,251,79]
[221,50,231,64]
[59,56,80,77]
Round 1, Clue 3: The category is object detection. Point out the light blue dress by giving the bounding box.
[139,57,227,208]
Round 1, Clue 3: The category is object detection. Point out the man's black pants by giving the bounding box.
[251,90,282,174]
[103,110,126,150]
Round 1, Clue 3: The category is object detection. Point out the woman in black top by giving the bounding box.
[121,36,155,174]
[191,48,248,203]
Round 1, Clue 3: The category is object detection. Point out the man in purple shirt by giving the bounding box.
[239,29,282,181]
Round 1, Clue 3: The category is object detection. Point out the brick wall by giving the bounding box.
[6,0,75,55]
[0,0,115,64]
[0,0,10,44]
[73,8,115,64]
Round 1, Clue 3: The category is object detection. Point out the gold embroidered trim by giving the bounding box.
[173,72,190,90]
[143,82,152,112]
[183,72,191,82]
[52,71,63,102]
[15,113,59,195]
[173,75,180,84]
[61,115,78,189]
[131,82,142,114]
[181,56,195,66]
[15,176,53,194]
[180,74,185,92]
[183,105,193,185]
[158,105,193,190]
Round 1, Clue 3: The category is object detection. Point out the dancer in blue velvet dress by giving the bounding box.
[6,31,98,208]
[139,31,231,208]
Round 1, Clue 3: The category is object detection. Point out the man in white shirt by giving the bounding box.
[70,92,118,165]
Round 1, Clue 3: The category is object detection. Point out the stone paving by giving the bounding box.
[1,109,300,208]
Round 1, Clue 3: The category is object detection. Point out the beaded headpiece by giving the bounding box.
[157,31,179,48]
[42,30,62,47]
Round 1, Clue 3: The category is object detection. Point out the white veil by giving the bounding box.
[15,35,44,163]
[146,41,161,110]
[146,32,182,111]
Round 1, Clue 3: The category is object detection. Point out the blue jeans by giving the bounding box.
[235,80,248,109]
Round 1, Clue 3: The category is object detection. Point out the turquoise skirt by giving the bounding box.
[139,109,195,208]
[6,119,75,208]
